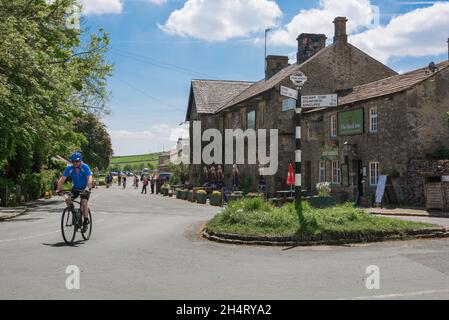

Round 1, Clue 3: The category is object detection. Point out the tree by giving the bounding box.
[75,113,113,171]
[0,0,113,201]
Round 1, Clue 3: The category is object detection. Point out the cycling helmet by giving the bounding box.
[70,151,83,162]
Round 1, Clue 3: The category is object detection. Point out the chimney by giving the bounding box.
[333,17,348,44]
[265,55,289,79]
[296,33,327,64]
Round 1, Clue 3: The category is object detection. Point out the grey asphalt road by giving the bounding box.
[2,185,449,300]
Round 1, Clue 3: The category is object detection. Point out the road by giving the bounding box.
[2,185,449,300]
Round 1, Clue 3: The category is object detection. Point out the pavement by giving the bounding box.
[0,206,27,221]
[2,186,449,300]
[367,207,449,218]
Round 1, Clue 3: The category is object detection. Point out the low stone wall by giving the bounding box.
[404,160,449,207]
[204,227,449,247]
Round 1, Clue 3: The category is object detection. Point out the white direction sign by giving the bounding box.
[280,86,298,100]
[301,94,338,108]
[290,72,307,87]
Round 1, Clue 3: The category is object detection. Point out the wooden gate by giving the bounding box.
[425,182,443,210]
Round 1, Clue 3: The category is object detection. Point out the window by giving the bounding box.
[369,162,380,186]
[330,115,337,138]
[258,102,265,127]
[332,161,341,184]
[369,107,378,133]
[247,109,256,130]
[319,161,326,183]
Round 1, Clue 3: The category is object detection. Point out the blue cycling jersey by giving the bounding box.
[63,163,92,190]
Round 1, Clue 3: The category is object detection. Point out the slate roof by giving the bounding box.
[307,60,449,113]
[189,79,254,115]
[217,44,335,112]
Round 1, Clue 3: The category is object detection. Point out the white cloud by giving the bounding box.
[80,0,123,15]
[148,0,168,5]
[350,2,449,63]
[46,0,123,15]
[110,124,188,142]
[159,0,282,41]
[269,0,375,46]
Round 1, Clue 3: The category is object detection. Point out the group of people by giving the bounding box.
[113,173,156,194]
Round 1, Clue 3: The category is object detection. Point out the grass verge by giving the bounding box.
[206,198,436,238]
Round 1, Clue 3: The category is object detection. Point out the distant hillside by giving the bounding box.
[109,153,160,171]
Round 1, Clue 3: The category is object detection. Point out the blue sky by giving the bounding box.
[77,0,449,156]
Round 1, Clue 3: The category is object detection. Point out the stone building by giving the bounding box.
[185,79,254,185]
[184,17,397,195]
[301,60,449,207]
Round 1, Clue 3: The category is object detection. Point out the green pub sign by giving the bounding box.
[320,145,339,161]
[338,109,364,135]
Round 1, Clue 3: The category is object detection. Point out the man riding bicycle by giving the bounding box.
[56,152,93,233]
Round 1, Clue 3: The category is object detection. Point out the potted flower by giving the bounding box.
[176,189,183,199]
[210,190,223,206]
[161,183,171,196]
[308,182,336,208]
[228,191,243,202]
[246,192,263,199]
[196,189,207,204]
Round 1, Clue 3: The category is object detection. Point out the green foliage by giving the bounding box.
[239,175,257,194]
[167,162,188,185]
[75,113,113,171]
[432,146,449,160]
[207,200,434,237]
[0,0,113,204]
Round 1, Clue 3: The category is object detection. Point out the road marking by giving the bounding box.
[347,288,449,300]
[0,219,105,244]
[0,230,60,243]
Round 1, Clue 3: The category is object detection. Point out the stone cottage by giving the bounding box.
[301,60,449,208]
[185,17,397,196]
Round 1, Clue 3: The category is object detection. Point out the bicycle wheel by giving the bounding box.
[61,207,77,245]
[81,209,93,241]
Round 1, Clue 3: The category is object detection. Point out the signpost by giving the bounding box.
[283,71,338,210]
[280,86,298,100]
[301,94,338,108]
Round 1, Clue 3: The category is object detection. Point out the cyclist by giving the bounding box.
[56,152,93,233]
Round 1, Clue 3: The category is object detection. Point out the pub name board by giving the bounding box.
[338,109,364,135]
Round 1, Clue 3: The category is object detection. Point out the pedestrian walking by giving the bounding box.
[150,175,155,194]
[122,176,127,189]
[118,173,122,186]
[142,176,149,194]
[134,175,139,189]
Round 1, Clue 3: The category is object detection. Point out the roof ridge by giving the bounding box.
[192,79,255,83]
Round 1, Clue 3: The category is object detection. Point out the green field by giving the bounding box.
[109,153,160,171]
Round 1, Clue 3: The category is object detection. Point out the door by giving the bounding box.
[357,160,364,197]
[426,182,443,210]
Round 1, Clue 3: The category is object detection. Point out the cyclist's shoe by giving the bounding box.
[82,218,89,233]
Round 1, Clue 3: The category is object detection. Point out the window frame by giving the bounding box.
[332,160,341,185]
[246,108,256,130]
[369,162,380,186]
[330,114,337,138]
[319,161,326,183]
[369,107,378,134]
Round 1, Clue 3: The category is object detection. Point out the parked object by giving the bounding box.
[196,190,207,204]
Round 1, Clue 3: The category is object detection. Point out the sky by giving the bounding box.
[75,0,449,156]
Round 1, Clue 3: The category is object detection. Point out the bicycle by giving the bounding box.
[60,190,93,245]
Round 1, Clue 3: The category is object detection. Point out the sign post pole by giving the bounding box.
[290,71,307,211]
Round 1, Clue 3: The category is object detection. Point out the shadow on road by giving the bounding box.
[42,241,85,248]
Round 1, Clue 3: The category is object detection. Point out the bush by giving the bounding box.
[316,182,331,197]
[18,170,58,200]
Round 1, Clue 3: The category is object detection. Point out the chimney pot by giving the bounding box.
[333,17,348,44]
[265,55,289,79]
[296,33,326,64]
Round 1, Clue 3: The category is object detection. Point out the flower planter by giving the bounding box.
[187,190,194,202]
[210,193,223,207]
[308,196,336,208]
[181,190,188,200]
[176,190,183,199]
[196,193,207,204]
[168,190,173,197]
[228,194,243,202]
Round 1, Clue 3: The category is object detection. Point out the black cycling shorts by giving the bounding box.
[72,189,91,201]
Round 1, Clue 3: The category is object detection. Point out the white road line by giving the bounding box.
[0,218,105,244]
[0,230,60,244]
[347,288,449,300]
